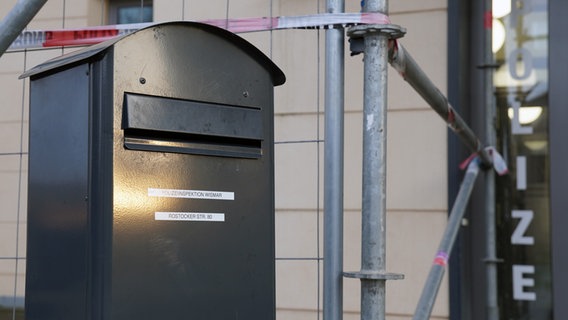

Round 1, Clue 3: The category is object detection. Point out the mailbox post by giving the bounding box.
[23,22,285,320]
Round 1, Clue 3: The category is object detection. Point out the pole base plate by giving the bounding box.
[344,271,404,280]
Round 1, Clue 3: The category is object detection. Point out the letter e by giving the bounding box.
[513,265,536,301]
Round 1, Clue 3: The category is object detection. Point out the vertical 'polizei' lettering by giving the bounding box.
[516,156,527,190]
[511,100,533,135]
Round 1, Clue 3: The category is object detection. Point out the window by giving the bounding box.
[109,0,153,25]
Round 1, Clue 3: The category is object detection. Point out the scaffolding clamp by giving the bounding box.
[460,146,509,176]
[347,23,405,55]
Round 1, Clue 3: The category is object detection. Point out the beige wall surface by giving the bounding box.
[0,1,448,319]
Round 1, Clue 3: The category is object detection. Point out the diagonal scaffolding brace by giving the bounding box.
[0,0,48,59]
[384,38,507,320]
[413,159,481,319]
[388,42,493,167]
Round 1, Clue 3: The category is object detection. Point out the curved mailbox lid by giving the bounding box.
[20,21,286,86]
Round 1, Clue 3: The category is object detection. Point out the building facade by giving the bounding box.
[452,0,567,319]
[3,0,564,319]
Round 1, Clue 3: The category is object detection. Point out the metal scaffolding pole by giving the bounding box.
[383,35,508,318]
[387,39,502,319]
[344,5,504,319]
[0,0,48,59]
[323,0,345,319]
[413,159,481,320]
[483,0,500,318]
[357,11,389,319]
[359,24,389,319]
[344,1,404,320]
[388,43,493,167]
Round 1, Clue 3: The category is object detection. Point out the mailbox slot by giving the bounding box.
[123,93,263,158]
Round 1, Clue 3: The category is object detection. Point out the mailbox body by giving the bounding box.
[25,22,284,320]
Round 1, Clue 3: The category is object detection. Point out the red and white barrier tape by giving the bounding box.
[8,12,391,51]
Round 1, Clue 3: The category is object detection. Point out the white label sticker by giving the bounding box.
[155,212,225,222]
[148,188,234,200]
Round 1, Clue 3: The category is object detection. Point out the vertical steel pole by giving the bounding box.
[413,160,481,320]
[323,0,345,319]
[484,0,500,319]
[344,1,404,320]
[0,0,48,58]
[361,0,389,319]
[360,31,389,320]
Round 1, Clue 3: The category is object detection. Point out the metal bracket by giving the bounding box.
[483,257,505,264]
[477,63,501,69]
[347,24,405,55]
[347,23,406,39]
[344,270,404,280]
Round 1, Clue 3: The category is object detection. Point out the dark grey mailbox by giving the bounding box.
[22,22,285,320]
